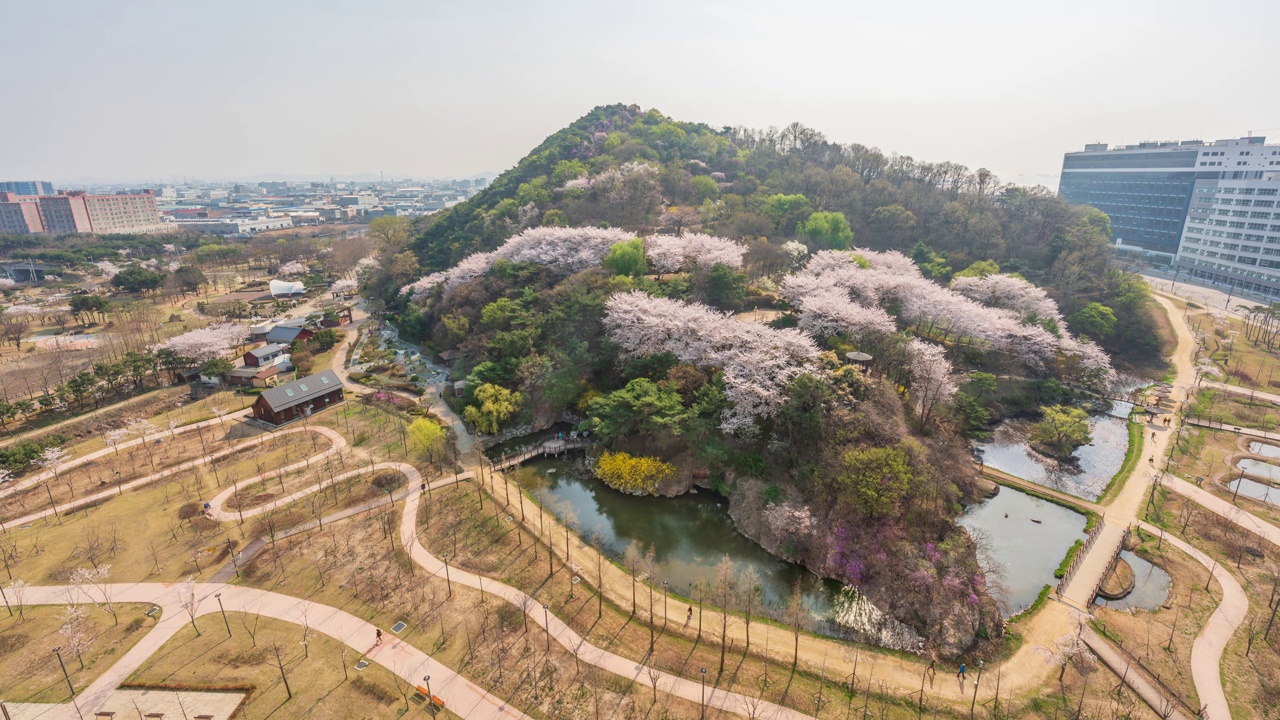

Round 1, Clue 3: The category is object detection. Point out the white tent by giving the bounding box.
[269,280,306,297]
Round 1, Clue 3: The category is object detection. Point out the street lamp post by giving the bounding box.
[423,675,432,706]
[216,593,231,637]
[700,668,707,718]
[543,604,550,652]
[52,646,74,697]
[662,581,668,627]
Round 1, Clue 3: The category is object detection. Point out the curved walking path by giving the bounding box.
[0,408,252,501]
[397,479,815,720]
[1202,379,1280,405]
[1136,522,1247,720]
[14,582,529,720]
[207,458,409,522]
[2,423,343,530]
[1161,474,1280,547]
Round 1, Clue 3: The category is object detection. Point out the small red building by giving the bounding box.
[243,343,285,367]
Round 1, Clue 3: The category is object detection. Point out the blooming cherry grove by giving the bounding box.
[154,322,249,363]
[331,278,358,295]
[277,260,308,278]
[402,226,635,300]
[603,290,820,432]
[644,233,747,273]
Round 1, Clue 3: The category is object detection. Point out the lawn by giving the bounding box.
[1189,387,1280,430]
[1195,312,1280,392]
[0,602,154,703]
[127,612,466,720]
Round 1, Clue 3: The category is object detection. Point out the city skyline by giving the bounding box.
[3,0,1278,189]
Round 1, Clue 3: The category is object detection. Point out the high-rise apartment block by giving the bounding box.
[0,190,167,235]
[0,181,55,196]
[1060,135,1280,298]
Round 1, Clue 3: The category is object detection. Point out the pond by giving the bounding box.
[1094,551,1171,611]
[1236,458,1280,484]
[976,402,1133,501]
[958,486,1088,615]
[1225,475,1280,507]
[505,451,1084,647]
[1248,442,1280,459]
[505,456,924,649]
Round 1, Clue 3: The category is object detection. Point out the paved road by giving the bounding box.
[16,582,530,720]
[1136,522,1247,720]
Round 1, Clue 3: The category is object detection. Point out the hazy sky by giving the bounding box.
[4,0,1278,188]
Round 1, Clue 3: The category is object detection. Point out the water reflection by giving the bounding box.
[1226,475,1280,507]
[976,403,1133,501]
[958,487,1087,615]
[1248,442,1280,459]
[1094,551,1171,611]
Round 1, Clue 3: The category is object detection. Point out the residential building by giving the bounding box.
[80,190,166,233]
[0,181,54,196]
[1059,136,1280,257]
[0,193,44,233]
[227,364,282,388]
[251,370,345,426]
[243,343,287,367]
[38,192,94,233]
[265,324,312,345]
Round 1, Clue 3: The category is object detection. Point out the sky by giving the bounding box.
[4,0,1279,189]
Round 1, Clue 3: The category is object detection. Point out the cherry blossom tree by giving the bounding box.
[354,256,380,281]
[277,260,308,278]
[154,323,248,364]
[331,278,358,295]
[0,278,15,290]
[604,291,819,432]
[2,305,41,319]
[94,260,122,278]
[402,226,634,300]
[644,233,747,273]
[793,287,895,340]
[907,339,957,425]
[951,273,1063,327]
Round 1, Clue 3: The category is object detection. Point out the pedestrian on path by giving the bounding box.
[685,606,693,627]
[375,628,383,646]
[957,662,966,684]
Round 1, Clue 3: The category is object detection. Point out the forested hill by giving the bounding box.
[393,103,1160,366]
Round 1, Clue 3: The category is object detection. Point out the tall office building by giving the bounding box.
[1059,136,1278,257]
[1060,136,1280,298]
[0,181,55,196]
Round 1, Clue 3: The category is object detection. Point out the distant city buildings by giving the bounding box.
[0,175,490,237]
[0,180,55,196]
[0,189,165,234]
[1060,135,1280,298]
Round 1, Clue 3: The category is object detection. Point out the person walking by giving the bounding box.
[957,662,966,686]
[685,606,693,627]
[375,628,383,647]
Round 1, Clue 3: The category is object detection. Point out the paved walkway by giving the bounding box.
[15,582,531,720]
[0,407,253,501]
[1,422,340,530]
[1161,474,1280,547]
[1060,293,1196,609]
[1202,380,1280,405]
[397,480,816,720]
[1186,417,1280,441]
[982,466,1104,514]
[1079,626,1192,720]
[1136,522,1247,720]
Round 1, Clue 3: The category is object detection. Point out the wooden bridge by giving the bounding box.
[491,437,594,472]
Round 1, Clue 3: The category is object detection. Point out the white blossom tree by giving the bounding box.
[154,323,248,364]
[604,291,820,432]
[277,260,308,278]
[907,339,957,426]
[331,278,358,295]
[644,233,748,273]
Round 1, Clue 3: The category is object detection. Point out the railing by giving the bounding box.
[492,438,593,472]
[1056,518,1107,597]
[1088,525,1132,605]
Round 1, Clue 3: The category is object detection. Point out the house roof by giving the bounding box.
[265,326,307,343]
[247,343,284,358]
[229,365,280,379]
[258,369,343,411]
